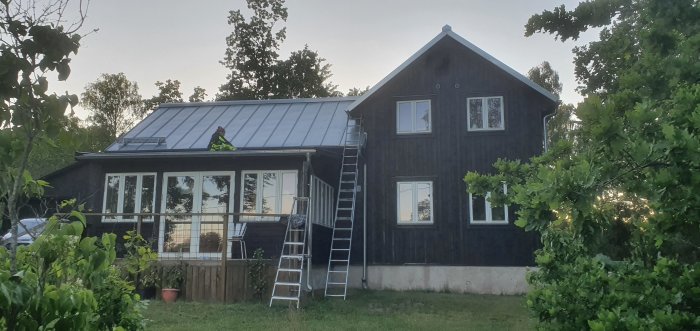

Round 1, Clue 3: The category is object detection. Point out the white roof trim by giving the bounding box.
[347,25,559,111]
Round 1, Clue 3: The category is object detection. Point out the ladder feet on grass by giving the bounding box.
[270,197,309,308]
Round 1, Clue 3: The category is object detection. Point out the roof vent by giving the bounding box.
[118,137,166,146]
[442,24,452,32]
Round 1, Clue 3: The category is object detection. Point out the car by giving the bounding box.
[1,218,47,249]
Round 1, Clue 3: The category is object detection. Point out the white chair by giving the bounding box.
[228,223,247,259]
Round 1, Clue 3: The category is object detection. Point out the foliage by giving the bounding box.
[0,0,84,270]
[218,0,339,100]
[189,86,208,102]
[347,86,370,96]
[161,262,185,289]
[468,0,700,328]
[274,45,340,98]
[527,61,562,98]
[82,72,143,139]
[247,248,267,300]
[218,0,287,100]
[121,230,158,289]
[0,202,145,330]
[143,79,183,112]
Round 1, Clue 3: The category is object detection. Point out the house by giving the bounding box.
[44,25,557,302]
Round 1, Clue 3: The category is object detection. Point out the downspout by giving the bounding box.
[543,112,555,152]
[362,162,368,289]
[304,152,313,292]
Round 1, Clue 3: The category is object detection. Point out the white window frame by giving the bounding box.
[396,181,434,224]
[469,183,509,224]
[101,173,157,223]
[240,170,298,221]
[467,96,505,131]
[158,171,236,259]
[396,100,432,134]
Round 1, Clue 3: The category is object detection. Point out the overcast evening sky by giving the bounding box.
[53,0,597,119]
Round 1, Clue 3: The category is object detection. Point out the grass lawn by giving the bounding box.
[144,290,532,330]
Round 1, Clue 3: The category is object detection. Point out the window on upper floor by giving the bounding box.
[467,96,504,131]
[397,181,433,224]
[397,100,431,134]
[469,183,508,224]
[102,173,156,222]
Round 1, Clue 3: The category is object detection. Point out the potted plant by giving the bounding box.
[161,262,185,303]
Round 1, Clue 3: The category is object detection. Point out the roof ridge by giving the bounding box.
[159,96,358,108]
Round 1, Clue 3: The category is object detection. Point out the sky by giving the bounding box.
[52,0,598,119]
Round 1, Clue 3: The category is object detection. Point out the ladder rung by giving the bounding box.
[284,242,304,245]
[332,237,351,240]
[278,268,302,273]
[325,294,346,297]
[288,229,305,232]
[337,207,353,210]
[336,217,352,220]
[327,282,346,285]
[332,248,351,251]
[281,255,304,259]
[330,259,349,262]
[341,172,356,175]
[339,189,354,192]
[340,181,355,184]
[334,228,352,231]
[338,198,353,201]
[274,282,301,287]
[328,270,347,273]
[271,296,299,301]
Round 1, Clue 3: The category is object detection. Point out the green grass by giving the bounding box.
[144,290,532,330]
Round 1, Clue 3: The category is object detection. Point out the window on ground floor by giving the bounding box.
[240,170,298,221]
[102,173,156,222]
[469,183,508,224]
[397,181,433,224]
[159,172,234,258]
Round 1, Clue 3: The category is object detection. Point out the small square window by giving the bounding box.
[469,183,508,224]
[397,100,431,134]
[397,181,434,224]
[467,96,504,131]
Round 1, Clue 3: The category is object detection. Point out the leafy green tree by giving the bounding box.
[526,61,575,148]
[218,0,339,100]
[143,79,183,112]
[347,86,370,96]
[0,0,85,270]
[189,86,207,102]
[218,0,287,100]
[467,0,700,328]
[273,45,339,98]
[82,73,143,139]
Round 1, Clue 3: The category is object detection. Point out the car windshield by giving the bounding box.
[16,219,45,236]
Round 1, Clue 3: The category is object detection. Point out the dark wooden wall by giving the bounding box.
[351,36,556,266]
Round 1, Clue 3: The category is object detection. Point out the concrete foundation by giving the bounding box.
[307,265,534,295]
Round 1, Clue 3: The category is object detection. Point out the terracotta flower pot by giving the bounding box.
[161,288,180,303]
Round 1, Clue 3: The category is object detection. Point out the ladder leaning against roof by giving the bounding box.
[269,197,310,308]
[325,118,364,299]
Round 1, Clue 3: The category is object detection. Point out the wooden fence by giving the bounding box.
[174,260,277,303]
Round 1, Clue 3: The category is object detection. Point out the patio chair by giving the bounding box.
[228,223,247,259]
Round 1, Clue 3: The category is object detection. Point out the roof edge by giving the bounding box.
[76,149,318,160]
[159,96,358,108]
[347,25,559,112]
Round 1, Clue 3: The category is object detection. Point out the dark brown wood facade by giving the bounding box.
[350,36,556,266]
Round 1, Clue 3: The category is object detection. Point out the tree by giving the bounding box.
[527,61,562,98]
[143,79,183,112]
[218,0,287,100]
[347,86,370,96]
[273,45,339,98]
[0,0,87,271]
[467,0,700,328]
[218,0,339,100]
[82,73,143,139]
[526,61,574,148]
[189,86,207,102]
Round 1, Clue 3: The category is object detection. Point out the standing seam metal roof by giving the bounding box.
[105,97,357,152]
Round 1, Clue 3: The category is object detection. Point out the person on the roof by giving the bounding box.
[208,126,236,151]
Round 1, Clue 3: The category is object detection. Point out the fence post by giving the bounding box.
[136,214,142,238]
[221,215,229,303]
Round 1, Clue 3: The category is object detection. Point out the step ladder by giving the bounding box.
[325,119,363,299]
[269,197,309,308]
